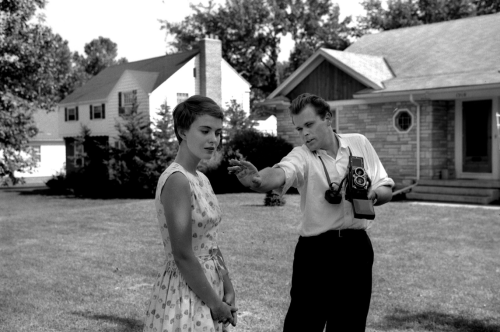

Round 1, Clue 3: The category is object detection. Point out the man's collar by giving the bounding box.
[335,133,348,150]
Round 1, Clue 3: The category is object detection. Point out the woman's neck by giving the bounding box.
[174,143,200,175]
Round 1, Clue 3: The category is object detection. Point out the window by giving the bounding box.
[119,90,137,116]
[90,104,106,120]
[30,145,41,164]
[114,141,125,150]
[177,93,189,104]
[74,143,85,167]
[393,109,414,133]
[65,107,79,121]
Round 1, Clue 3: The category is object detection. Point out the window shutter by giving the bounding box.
[118,92,123,115]
[193,68,196,78]
[65,108,68,122]
[75,106,79,120]
[102,104,106,119]
[133,90,137,104]
[90,105,93,120]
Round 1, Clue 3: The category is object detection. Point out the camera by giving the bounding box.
[324,182,342,204]
[345,156,375,220]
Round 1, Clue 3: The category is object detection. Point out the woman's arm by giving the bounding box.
[215,248,237,328]
[161,173,235,324]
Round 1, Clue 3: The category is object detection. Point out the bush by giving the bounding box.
[202,129,294,194]
[264,191,286,206]
[45,171,69,194]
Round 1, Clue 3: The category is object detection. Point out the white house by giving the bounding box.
[58,37,252,173]
[14,109,66,183]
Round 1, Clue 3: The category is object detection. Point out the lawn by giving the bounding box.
[0,189,499,332]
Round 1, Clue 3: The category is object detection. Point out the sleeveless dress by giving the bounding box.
[143,162,226,332]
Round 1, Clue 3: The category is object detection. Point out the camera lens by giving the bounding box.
[355,167,365,176]
[355,177,366,186]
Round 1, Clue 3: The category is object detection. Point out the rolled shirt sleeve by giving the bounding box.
[272,146,308,196]
[359,135,395,190]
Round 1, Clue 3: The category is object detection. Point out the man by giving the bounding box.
[228,93,394,331]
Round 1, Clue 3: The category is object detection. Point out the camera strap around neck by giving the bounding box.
[317,146,352,190]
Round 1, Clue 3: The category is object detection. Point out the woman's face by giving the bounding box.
[182,114,223,160]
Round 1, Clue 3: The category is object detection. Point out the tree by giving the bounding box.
[78,36,128,77]
[1,0,75,184]
[285,0,352,75]
[357,0,500,33]
[152,101,178,167]
[162,0,292,103]
[223,99,255,141]
[107,104,161,197]
[162,0,355,104]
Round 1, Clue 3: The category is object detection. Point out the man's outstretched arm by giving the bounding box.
[228,160,286,193]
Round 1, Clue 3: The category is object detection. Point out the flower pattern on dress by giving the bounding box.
[143,163,224,332]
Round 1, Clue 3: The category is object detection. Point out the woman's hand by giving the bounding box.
[222,277,237,328]
[228,159,261,190]
[210,301,237,326]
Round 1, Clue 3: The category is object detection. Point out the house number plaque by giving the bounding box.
[456,92,467,98]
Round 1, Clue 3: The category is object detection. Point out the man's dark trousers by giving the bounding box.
[283,229,374,332]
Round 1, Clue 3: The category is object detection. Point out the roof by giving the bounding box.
[32,109,61,141]
[346,12,500,95]
[60,50,199,105]
[268,48,393,98]
[267,13,500,99]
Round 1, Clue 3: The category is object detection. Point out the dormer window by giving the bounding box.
[177,93,188,104]
[65,107,79,122]
[119,90,137,116]
[90,104,106,120]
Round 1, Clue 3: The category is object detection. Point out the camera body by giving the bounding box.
[345,156,375,220]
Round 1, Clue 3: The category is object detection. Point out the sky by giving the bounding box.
[39,0,368,63]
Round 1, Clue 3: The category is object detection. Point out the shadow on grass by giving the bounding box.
[375,308,500,332]
[71,311,144,332]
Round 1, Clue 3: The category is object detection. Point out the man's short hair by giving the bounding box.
[289,93,331,119]
[173,95,224,143]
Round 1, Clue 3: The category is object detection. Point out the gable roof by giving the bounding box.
[346,12,500,95]
[60,50,199,105]
[268,48,393,99]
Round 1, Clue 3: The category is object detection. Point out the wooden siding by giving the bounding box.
[286,60,368,101]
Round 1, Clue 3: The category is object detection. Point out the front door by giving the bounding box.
[462,100,492,173]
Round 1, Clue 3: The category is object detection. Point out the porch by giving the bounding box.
[406,179,500,205]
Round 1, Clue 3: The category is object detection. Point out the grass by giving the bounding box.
[0,189,499,332]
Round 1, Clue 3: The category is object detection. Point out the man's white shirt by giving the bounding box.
[274,133,395,237]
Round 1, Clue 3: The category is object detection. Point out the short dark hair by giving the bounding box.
[172,95,224,143]
[289,93,331,119]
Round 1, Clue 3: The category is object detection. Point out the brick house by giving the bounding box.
[260,13,500,204]
[58,37,251,174]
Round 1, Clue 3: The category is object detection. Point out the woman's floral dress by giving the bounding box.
[143,162,226,332]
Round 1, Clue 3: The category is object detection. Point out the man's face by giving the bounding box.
[291,104,332,152]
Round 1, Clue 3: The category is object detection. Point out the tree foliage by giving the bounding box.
[162,0,353,103]
[0,0,74,183]
[285,0,352,76]
[76,36,128,77]
[0,1,128,184]
[357,0,500,33]
[223,99,255,141]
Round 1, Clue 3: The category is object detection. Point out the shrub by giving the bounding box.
[202,129,294,194]
[264,191,286,206]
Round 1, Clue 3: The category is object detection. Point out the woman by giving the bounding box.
[144,95,237,332]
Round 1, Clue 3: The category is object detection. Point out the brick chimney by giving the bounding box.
[198,36,222,106]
